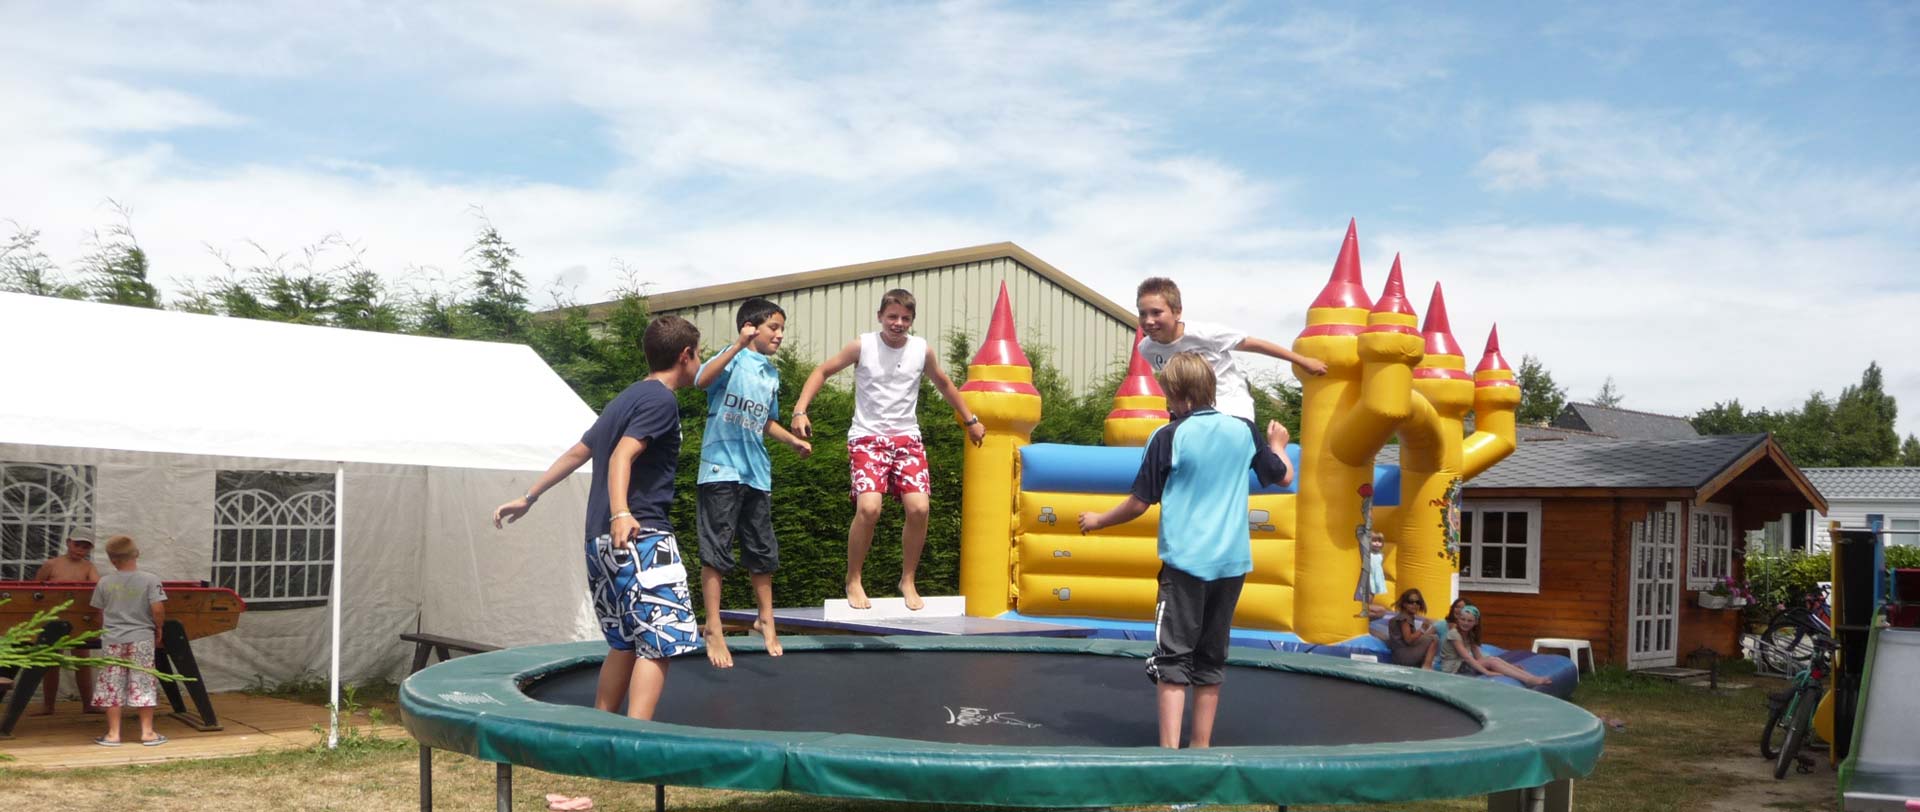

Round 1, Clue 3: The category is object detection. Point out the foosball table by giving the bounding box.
[0,580,247,737]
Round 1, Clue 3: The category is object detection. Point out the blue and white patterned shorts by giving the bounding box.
[584,531,701,658]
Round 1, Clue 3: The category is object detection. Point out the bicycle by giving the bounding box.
[1754,584,1832,676]
[1759,632,1837,779]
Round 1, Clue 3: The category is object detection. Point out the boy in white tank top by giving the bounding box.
[792,289,987,610]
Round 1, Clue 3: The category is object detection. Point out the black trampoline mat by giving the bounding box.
[522,650,1482,747]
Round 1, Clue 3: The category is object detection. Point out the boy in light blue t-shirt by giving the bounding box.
[1077,352,1293,749]
[695,297,813,668]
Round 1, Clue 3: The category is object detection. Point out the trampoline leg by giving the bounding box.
[655,783,666,812]
[1486,782,1568,812]
[496,762,512,812]
[418,746,432,811]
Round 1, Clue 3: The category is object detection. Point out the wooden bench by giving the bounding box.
[401,633,500,675]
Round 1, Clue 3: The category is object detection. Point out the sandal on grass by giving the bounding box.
[544,794,593,811]
[93,736,121,747]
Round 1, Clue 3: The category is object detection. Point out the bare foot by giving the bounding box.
[752,619,783,657]
[845,578,871,610]
[704,629,734,669]
[29,708,54,717]
[899,579,924,611]
[83,706,104,714]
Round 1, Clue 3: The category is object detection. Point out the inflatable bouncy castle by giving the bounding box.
[957,221,1519,645]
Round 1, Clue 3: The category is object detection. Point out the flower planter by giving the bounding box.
[1697,593,1730,609]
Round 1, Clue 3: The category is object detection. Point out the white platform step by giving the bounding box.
[823,595,967,621]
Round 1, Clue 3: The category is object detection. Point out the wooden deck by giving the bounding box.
[0,693,410,770]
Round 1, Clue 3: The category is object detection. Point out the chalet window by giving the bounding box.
[212,471,335,609]
[0,463,96,581]
[1687,504,1735,590]
[1889,518,1919,547]
[1870,514,1920,547]
[1458,500,1541,593]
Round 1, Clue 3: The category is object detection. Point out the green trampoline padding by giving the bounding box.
[400,635,1602,807]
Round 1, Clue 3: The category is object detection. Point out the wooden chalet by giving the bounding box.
[1449,432,1827,669]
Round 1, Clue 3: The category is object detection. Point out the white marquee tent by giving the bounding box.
[0,292,599,696]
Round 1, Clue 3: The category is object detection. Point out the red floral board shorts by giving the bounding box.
[848,434,931,499]
[92,640,159,709]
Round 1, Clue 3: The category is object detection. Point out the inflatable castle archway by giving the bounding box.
[955,221,1518,644]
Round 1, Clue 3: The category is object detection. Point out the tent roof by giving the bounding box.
[0,293,596,471]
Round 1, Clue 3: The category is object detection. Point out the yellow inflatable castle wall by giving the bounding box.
[958,222,1518,644]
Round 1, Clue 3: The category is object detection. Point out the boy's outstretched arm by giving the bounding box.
[695,324,759,390]
[1253,420,1295,488]
[1078,496,1149,535]
[765,421,812,458]
[791,339,862,439]
[1236,336,1328,376]
[492,441,592,528]
[923,345,985,446]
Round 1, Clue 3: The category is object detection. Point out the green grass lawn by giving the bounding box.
[0,663,1837,811]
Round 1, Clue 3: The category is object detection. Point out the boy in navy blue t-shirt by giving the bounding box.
[492,315,704,720]
[1078,351,1293,749]
[694,297,812,668]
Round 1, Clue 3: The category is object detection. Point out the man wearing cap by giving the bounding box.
[31,534,102,715]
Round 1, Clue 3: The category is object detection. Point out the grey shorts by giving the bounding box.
[696,482,778,574]
[1146,565,1245,687]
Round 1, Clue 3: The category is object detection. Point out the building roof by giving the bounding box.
[1468,434,1766,490]
[569,242,1137,328]
[1516,425,1611,443]
[1374,432,1827,511]
[1552,402,1700,439]
[1801,467,1920,501]
[0,292,596,471]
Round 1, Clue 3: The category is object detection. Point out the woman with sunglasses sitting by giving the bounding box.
[1385,588,1439,669]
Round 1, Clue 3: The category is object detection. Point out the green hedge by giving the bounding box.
[669,333,1307,621]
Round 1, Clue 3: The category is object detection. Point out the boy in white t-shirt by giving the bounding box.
[1134,277,1328,422]
[792,289,986,610]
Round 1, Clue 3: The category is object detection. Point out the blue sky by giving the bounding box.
[4,1,1917,438]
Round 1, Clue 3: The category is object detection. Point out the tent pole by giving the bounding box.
[328,465,344,749]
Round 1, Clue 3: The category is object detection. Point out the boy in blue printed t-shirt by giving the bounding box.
[694,298,813,668]
[492,315,704,721]
[1077,351,1294,749]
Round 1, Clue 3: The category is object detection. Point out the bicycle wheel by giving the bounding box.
[1773,686,1818,779]
[1756,617,1818,675]
[1760,696,1791,760]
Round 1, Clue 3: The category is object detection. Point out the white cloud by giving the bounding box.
[3,3,1917,444]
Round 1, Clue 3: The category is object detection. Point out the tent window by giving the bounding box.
[0,463,96,581]
[212,471,334,610]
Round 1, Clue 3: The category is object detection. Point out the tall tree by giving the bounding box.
[1902,434,1920,466]
[1514,354,1568,426]
[0,223,84,298]
[1692,399,1768,435]
[1830,362,1901,466]
[80,202,159,308]
[1593,376,1624,408]
[460,216,531,342]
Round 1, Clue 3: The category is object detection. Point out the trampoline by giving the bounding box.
[402,636,1603,809]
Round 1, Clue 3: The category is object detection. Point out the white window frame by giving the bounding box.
[0,463,96,581]
[212,470,336,609]
[1458,499,1542,594]
[1874,514,1920,548]
[1687,503,1735,590]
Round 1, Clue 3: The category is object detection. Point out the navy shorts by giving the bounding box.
[584,531,700,658]
[1146,565,1245,686]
